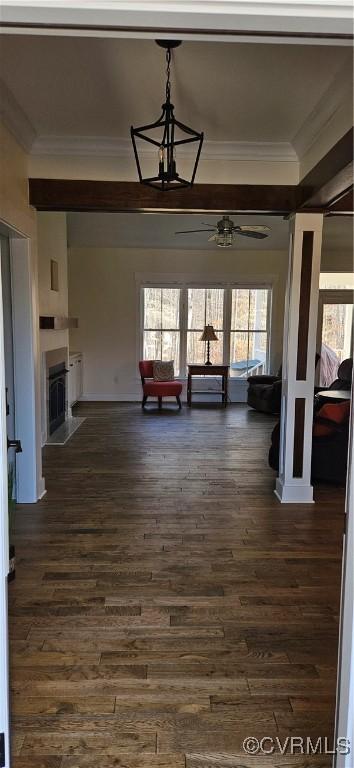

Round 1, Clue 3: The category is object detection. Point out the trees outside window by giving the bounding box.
[187,288,224,365]
[143,288,180,374]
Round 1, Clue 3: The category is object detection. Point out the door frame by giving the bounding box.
[0,245,10,768]
[0,221,44,503]
[316,289,354,385]
[10,237,42,502]
[0,222,44,767]
[334,388,354,767]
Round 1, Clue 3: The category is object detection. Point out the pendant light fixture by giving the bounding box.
[130,40,204,191]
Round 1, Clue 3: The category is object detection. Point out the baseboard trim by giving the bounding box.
[79,394,141,402]
[79,388,248,404]
[37,478,47,500]
[274,479,314,504]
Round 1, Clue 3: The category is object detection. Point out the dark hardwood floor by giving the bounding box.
[9,403,345,767]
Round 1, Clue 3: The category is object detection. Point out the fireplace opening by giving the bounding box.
[48,362,67,435]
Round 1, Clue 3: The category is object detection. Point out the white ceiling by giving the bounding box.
[67,212,353,251]
[0,36,351,146]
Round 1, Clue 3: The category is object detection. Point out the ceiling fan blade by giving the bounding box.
[236,230,269,239]
[208,234,217,242]
[175,229,216,234]
[201,223,217,229]
[236,225,271,233]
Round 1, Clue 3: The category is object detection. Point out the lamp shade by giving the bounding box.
[200,325,218,342]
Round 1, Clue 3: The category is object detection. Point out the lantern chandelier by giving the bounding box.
[130,40,204,191]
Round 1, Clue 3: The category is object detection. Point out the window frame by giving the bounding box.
[229,287,272,378]
[186,286,225,368]
[142,287,181,373]
[140,280,272,378]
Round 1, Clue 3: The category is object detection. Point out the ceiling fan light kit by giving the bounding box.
[130,40,204,191]
[214,232,234,248]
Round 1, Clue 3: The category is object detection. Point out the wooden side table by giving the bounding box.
[187,364,229,407]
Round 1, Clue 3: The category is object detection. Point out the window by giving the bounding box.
[143,287,180,374]
[230,288,269,377]
[187,288,224,365]
[141,284,271,377]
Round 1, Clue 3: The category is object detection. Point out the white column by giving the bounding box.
[275,213,323,504]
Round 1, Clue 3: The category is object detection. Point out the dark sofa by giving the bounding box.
[248,354,323,416]
[269,419,350,486]
[268,358,352,485]
[247,369,282,415]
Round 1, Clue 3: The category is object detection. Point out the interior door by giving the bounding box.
[0,237,11,768]
[317,290,354,387]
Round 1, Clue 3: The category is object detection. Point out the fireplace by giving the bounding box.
[48,362,67,435]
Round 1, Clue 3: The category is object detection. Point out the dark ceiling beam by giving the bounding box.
[29,179,299,215]
[300,166,353,209]
[325,187,354,215]
[28,177,353,215]
[298,128,353,209]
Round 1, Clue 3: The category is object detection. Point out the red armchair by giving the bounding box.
[139,360,182,409]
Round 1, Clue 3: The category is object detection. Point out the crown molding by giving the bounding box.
[1,1,353,40]
[0,78,36,151]
[292,61,353,161]
[30,135,298,163]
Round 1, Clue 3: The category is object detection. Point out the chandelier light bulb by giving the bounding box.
[158,145,165,177]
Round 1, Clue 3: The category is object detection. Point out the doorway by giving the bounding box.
[0,235,21,589]
[0,226,44,505]
[0,236,11,768]
[0,226,44,767]
[317,289,354,387]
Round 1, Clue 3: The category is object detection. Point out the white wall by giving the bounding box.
[37,212,70,443]
[29,153,299,185]
[37,212,69,354]
[321,250,354,273]
[68,246,289,401]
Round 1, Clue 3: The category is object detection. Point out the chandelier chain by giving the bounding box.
[165,47,171,102]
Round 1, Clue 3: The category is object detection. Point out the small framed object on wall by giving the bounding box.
[50,259,59,292]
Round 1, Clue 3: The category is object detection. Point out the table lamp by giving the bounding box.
[200,325,218,366]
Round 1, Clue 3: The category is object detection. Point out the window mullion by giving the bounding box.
[224,288,231,366]
[180,287,187,376]
[140,286,144,361]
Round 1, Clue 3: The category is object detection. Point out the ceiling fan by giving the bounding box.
[175,215,271,247]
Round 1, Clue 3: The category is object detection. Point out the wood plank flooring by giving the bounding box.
[9,403,345,767]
